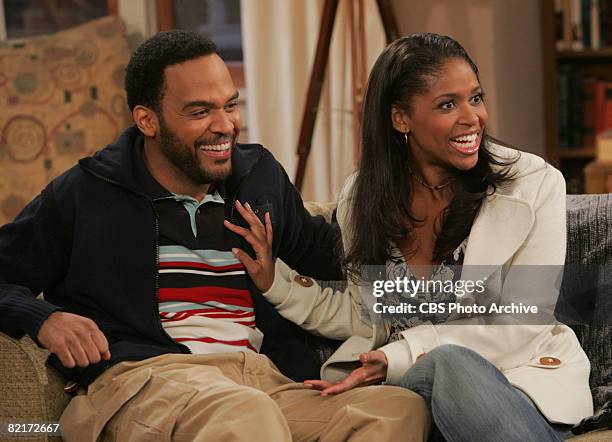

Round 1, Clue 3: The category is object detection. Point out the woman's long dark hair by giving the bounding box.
[344,33,518,282]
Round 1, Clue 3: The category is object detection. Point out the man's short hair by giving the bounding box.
[125,30,218,112]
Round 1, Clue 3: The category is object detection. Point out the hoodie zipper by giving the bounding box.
[80,165,190,354]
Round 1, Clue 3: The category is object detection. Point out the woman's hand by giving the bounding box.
[304,350,388,396]
[224,201,274,292]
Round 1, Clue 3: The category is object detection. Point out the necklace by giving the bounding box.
[408,168,451,191]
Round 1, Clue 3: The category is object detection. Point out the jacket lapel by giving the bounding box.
[461,194,534,282]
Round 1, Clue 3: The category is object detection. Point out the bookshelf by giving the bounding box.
[540,0,612,193]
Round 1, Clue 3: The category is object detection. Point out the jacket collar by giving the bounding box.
[78,125,265,198]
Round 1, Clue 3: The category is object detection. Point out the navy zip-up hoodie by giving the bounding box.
[0,126,343,386]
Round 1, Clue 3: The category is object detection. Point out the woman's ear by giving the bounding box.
[391,105,410,134]
[132,105,159,138]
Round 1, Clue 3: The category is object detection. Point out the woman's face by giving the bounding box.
[393,57,488,172]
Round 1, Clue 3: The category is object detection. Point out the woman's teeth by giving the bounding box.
[451,133,478,144]
[449,133,479,152]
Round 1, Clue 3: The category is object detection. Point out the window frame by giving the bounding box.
[155,0,245,88]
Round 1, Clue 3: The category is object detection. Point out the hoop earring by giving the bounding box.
[404,132,409,145]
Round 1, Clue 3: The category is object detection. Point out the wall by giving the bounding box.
[391,0,545,156]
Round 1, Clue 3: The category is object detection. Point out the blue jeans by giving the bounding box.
[399,344,573,442]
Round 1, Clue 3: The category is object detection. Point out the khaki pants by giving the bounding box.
[60,352,429,442]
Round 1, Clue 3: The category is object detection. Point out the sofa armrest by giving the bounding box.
[304,201,337,223]
[0,332,69,441]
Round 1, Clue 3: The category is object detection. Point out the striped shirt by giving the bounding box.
[134,143,263,354]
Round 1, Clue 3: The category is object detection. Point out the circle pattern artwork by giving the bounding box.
[75,42,98,66]
[13,72,38,94]
[112,65,124,88]
[79,101,98,117]
[52,64,87,90]
[111,93,128,116]
[2,116,46,162]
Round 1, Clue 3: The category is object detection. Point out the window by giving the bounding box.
[158,0,244,88]
[3,0,108,39]
[173,0,242,62]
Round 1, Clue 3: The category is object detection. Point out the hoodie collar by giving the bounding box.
[79,125,262,199]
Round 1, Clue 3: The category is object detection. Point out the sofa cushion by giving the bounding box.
[561,194,612,411]
[0,15,131,226]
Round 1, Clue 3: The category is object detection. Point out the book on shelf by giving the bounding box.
[582,78,596,148]
[594,81,612,136]
[557,0,612,50]
[558,72,612,149]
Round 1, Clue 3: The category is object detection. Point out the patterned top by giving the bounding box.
[384,239,468,343]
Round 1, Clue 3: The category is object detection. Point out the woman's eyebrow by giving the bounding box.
[433,86,483,101]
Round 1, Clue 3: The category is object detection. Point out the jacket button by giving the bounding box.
[294,275,314,287]
[539,357,561,366]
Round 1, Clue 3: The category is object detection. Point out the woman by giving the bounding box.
[226,33,592,441]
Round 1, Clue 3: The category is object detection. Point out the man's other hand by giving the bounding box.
[224,200,274,292]
[37,311,111,368]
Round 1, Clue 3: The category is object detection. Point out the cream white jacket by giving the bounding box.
[263,145,593,424]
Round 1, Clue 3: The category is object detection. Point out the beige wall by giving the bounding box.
[392,0,545,156]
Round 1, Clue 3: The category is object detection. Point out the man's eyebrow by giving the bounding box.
[182,92,240,111]
[433,86,483,101]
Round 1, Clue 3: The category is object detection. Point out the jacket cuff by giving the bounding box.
[400,322,439,360]
[379,339,413,385]
[8,293,62,340]
[262,259,293,306]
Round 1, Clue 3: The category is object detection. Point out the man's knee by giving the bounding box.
[240,388,282,414]
[177,387,291,441]
[376,385,429,418]
[196,386,282,419]
[323,386,430,441]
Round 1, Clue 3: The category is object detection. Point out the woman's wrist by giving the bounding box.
[379,339,414,384]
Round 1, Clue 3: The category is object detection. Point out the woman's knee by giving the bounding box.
[398,344,487,392]
[425,344,483,364]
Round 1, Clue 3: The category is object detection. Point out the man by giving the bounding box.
[0,31,428,441]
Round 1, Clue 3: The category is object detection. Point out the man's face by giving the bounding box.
[156,54,242,185]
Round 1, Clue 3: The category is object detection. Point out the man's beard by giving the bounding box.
[158,117,233,185]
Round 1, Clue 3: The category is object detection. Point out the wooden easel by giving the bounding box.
[294,0,399,190]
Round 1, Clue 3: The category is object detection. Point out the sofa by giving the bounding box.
[0,194,611,442]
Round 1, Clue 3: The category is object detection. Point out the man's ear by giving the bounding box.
[390,105,410,134]
[133,105,159,138]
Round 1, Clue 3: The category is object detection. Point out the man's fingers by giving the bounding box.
[81,334,102,364]
[91,329,110,358]
[67,340,90,367]
[56,347,76,368]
